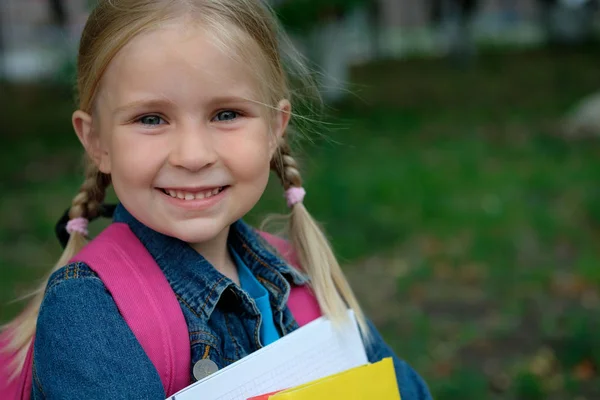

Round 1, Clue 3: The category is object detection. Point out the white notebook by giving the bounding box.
[167,310,368,400]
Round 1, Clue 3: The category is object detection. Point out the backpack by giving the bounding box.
[1,222,322,399]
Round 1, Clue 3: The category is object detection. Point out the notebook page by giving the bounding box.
[167,310,368,400]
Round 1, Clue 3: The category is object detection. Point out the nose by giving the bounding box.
[168,121,218,172]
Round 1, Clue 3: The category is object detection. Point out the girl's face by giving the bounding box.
[74,23,290,246]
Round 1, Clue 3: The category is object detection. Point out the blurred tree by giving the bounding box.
[537,0,598,45]
[49,0,69,29]
[275,0,367,34]
[274,0,374,103]
[431,0,478,23]
[366,0,382,59]
[430,0,479,65]
[0,9,4,78]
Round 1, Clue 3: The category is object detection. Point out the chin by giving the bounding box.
[163,220,231,244]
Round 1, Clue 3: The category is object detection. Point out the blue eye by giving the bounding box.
[138,115,165,126]
[213,110,239,122]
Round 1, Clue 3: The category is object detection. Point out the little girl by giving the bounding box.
[2,1,432,399]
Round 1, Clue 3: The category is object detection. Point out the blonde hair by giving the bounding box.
[2,0,368,379]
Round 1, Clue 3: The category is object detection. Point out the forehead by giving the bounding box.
[98,22,261,109]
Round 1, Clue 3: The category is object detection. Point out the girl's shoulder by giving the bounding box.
[46,262,101,293]
[34,261,165,398]
[41,262,113,321]
[40,262,116,332]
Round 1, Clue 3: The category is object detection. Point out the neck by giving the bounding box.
[190,226,239,285]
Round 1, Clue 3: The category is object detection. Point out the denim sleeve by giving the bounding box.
[32,273,165,399]
[363,319,433,400]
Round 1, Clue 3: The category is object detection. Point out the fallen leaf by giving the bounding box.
[551,273,590,298]
[573,359,596,381]
[420,235,443,257]
[409,284,426,303]
[459,262,486,284]
[432,361,453,378]
[433,262,453,281]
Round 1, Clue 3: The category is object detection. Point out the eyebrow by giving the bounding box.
[112,98,175,117]
[112,94,262,117]
[207,95,260,108]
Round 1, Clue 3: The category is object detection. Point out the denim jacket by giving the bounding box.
[32,205,432,399]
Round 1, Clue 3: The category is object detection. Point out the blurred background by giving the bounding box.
[2,0,600,398]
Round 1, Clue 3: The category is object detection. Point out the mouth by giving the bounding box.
[158,186,228,201]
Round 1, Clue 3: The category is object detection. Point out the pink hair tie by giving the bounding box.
[66,217,89,236]
[285,187,306,208]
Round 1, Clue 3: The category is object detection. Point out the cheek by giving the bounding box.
[107,130,167,185]
[217,125,273,181]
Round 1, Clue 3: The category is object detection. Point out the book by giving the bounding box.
[167,310,368,400]
[247,357,401,400]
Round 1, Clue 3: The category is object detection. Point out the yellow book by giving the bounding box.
[251,358,401,400]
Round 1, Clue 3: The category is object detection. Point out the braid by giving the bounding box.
[69,160,111,221]
[270,139,371,341]
[2,159,112,380]
[271,142,302,189]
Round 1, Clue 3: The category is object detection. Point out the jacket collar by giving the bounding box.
[113,204,308,319]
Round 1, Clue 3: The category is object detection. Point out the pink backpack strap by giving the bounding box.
[71,223,190,396]
[65,224,318,399]
[258,232,322,327]
[18,343,34,400]
[0,330,34,400]
[19,340,33,400]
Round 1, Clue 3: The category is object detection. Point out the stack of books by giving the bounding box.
[167,311,401,400]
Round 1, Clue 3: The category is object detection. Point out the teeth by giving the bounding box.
[164,187,222,201]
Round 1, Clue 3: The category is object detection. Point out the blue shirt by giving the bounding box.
[32,204,432,400]
[231,246,280,346]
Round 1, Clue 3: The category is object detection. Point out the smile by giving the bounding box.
[159,186,226,201]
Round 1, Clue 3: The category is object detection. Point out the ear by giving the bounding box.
[72,110,111,174]
[270,99,291,155]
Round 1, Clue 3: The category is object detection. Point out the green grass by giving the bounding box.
[2,45,600,398]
